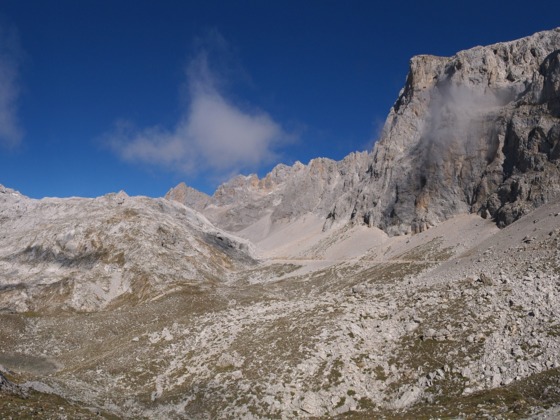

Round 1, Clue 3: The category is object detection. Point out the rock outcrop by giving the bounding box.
[0,372,25,397]
[165,182,211,213]
[345,27,560,234]
[168,28,560,237]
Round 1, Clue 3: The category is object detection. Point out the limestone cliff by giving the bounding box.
[346,28,560,234]
[165,182,211,213]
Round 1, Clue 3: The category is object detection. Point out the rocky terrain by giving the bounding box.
[166,152,370,236]
[2,28,560,419]
[356,27,560,235]
[0,184,255,313]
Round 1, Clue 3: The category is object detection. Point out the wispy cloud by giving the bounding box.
[0,23,23,148]
[106,31,289,179]
[420,83,512,165]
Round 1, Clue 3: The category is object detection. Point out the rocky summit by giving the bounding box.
[3,29,560,419]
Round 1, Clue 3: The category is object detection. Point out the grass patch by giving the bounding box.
[393,237,455,262]
[328,359,344,386]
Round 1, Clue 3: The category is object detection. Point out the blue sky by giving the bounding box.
[1,1,559,198]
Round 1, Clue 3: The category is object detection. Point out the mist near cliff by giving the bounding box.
[419,82,515,168]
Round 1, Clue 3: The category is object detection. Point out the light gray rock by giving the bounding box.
[390,385,422,410]
[346,28,560,235]
[216,352,244,369]
[166,153,371,235]
[0,190,255,312]
[164,182,211,213]
[300,392,326,416]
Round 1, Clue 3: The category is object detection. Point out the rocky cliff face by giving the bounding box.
[168,28,560,237]
[165,182,211,213]
[345,28,560,234]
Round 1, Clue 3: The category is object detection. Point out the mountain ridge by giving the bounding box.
[0,185,255,312]
[168,27,560,237]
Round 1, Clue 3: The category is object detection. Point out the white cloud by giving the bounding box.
[186,92,283,171]
[106,36,288,179]
[0,24,23,148]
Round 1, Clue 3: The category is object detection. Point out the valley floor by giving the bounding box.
[3,204,560,418]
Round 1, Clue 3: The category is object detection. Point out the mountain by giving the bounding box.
[167,153,370,238]
[350,27,560,235]
[0,185,254,312]
[168,28,560,237]
[3,29,560,419]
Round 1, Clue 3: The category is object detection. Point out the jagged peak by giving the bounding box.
[0,184,24,196]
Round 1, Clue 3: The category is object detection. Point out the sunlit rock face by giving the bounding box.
[348,28,560,234]
[164,182,211,213]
